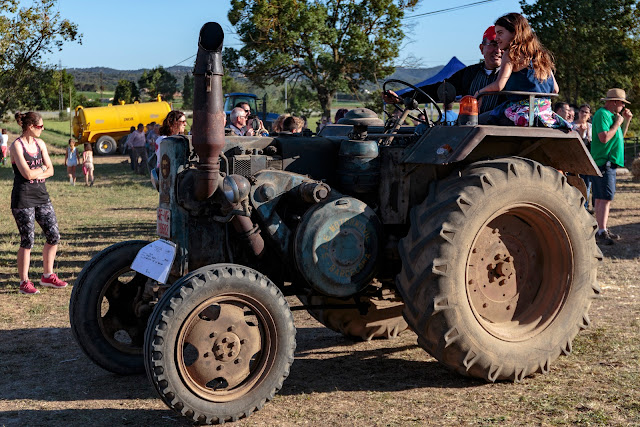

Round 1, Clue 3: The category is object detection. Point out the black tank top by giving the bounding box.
[11,138,50,209]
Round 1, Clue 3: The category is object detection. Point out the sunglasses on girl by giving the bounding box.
[33,124,44,129]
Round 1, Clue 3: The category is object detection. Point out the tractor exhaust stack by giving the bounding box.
[192,22,226,201]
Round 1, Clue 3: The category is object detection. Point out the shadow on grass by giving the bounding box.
[0,325,482,410]
[282,326,484,395]
[0,409,186,427]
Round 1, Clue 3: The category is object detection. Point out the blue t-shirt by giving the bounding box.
[504,67,554,100]
[439,110,458,126]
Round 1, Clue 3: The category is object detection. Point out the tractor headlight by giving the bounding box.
[223,174,251,203]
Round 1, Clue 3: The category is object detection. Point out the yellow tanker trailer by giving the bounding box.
[72,96,171,155]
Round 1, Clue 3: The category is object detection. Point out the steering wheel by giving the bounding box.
[382,79,443,128]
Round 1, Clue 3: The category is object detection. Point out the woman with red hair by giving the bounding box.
[476,13,570,128]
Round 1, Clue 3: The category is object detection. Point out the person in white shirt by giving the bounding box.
[1,128,8,165]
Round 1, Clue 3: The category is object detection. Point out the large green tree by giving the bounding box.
[138,66,177,101]
[19,68,76,111]
[41,69,75,110]
[0,0,81,117]
[282,83,320,118]
[182,74,194,110]
[521,0,640,107]
[227,0,419,118]
[113,79,140,104]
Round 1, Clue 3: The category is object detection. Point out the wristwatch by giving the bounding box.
[41,165,46,172]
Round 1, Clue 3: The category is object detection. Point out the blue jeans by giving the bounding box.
[580,174,592,209]
[591,163,617,201]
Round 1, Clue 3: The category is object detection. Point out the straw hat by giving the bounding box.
[601,88,630,104]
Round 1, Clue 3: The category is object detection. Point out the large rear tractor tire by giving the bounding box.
[144,264,296,425]
[299,286,408,341]
[69,240,150,375]
[397,158,602,382]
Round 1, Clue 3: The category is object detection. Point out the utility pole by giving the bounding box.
[58,60,63,113]
[99,71,104,103]
[284,79,288,111]
[69,84,72,137]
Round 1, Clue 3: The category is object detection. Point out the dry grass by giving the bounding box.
[0,156,638,426]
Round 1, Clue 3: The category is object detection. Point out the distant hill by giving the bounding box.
[68,64,447,94]
[68,66,192,92]
[387,65,445,85]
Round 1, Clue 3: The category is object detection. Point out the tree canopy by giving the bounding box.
[138,66,177,101]
[0,0,81,117]
[227,0,419,117]
[113,79,140,104]
[25,68,76,111]
[521,0,640,110]
[182,74,194,110]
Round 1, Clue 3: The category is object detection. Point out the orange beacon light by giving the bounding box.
[459,95,478,125]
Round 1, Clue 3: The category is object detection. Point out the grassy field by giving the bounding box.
[0,140,638,425]
[77,90,115,101]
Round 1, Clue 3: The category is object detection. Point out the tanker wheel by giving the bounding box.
[397,157,602,382]
[96,135,117,155]
[144,264,296,425]
[298,286,408,341]
[69,240,150,375]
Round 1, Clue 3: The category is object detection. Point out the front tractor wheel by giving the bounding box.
[69,240,151,375]
[397,158,601,382]
[144,264,296,425]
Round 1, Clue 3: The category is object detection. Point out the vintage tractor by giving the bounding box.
[69,22,602,424]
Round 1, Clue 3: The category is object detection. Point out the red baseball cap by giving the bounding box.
[483,26,496,42]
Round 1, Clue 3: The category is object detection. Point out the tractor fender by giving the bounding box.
[401,125,600,176]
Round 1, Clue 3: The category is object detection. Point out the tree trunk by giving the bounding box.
[318,90,335,121]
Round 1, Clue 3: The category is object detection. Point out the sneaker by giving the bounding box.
[606,230,621,240]
[19,281,40,294]
[595,230,615,246]
[40,273,68,289]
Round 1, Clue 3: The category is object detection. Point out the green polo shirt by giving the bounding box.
[591,107,624,167]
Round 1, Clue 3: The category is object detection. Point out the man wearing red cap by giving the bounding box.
[396,26,504,114]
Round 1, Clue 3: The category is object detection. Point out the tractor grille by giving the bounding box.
[231,155,283,177]
[232,158,252,176]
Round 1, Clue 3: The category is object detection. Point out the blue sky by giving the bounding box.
[48,0,523,70]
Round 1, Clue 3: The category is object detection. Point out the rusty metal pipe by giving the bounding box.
[192,22,226,201]
[232,215,265,258]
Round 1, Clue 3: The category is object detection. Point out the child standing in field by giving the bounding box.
[82,143,94,186]
[1,129,8,165]
[65,138,78,185]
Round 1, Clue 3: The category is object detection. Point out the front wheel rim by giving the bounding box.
[97,266,148,354]
[466,204,573,341]
[177,293,276,403]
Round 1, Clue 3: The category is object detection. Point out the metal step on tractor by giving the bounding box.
[69,22,602,425]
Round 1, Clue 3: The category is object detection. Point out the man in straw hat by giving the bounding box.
[591,88,633,245]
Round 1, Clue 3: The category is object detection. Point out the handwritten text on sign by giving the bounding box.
[131,239,177,284]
